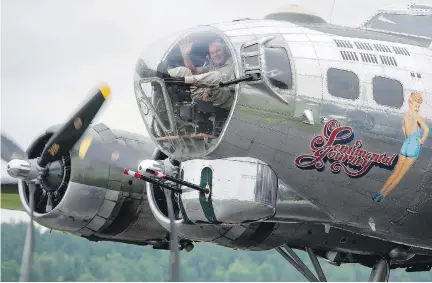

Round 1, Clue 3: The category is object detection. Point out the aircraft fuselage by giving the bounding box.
[135,19,432,251]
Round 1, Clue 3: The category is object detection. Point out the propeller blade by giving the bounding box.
[33,83,178,281]
[19,182,36,282]
[1,134,27,162]
[38,84,111,168]
[46,193,53,212]
[165,189,180,282]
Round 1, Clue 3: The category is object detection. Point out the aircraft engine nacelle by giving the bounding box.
[179,157,278,224]
[17,123,168,242]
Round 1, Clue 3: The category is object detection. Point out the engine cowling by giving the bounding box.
[18,123,168,244]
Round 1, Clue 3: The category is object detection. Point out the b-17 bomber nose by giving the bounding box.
[133,26,241,160]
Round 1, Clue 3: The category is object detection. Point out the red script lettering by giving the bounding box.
[295,120,397,178]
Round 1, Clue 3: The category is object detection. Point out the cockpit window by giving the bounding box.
[364,13,432,39]
[133,27,238,159]
[410,4,432,10]
[263,47,293,90]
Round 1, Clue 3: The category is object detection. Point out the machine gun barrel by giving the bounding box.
[145,169,209,194]
[218,73,260,87]
[123,168,183,193]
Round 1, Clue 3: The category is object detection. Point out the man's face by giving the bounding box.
[209,42,226,66]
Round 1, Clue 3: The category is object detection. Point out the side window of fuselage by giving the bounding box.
[263,47,293,90]
[327,68,360,100]
[372,76,404,108]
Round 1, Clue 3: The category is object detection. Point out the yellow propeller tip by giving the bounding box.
[79,136,93,159]
[99,83,111,99]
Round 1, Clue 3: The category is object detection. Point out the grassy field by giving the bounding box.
[1,183,23,211]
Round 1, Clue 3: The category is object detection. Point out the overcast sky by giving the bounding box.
[1,0,429,221]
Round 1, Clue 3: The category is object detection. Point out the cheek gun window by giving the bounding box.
[264,47,293,90]
[372,76,404,108]
[327,68,360,100]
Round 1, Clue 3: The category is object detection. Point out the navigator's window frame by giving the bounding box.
[372,76,404,109]
[326,68,360,101]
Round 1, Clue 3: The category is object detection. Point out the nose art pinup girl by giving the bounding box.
[373,91,429,202]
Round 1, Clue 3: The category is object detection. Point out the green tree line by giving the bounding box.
[1,223,431,281]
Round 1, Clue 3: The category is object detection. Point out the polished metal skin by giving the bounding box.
[207,20,432,250]
[180,157,278,224]
[134,19,432,253]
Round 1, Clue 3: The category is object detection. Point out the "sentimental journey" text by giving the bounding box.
[295,119,397,177]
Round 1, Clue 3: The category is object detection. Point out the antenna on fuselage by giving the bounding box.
[329,0,336,24]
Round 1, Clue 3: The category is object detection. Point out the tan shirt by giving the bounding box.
[167,57,236,109]
[200,57,235,82]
